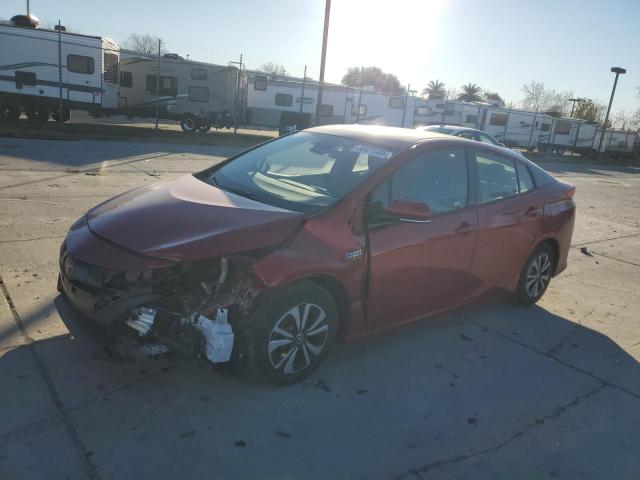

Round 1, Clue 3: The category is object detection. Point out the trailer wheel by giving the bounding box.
[555,146,566,156]
[198,122,212,133]
[26,104,50,124]
[0,104,21,123]
[50,106,71,123]
[180,115,198,133]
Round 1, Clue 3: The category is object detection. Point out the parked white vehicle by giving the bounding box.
[118,50,240,132]
[0,15,119,123]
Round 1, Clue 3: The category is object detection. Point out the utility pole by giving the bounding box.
[229,53,244,134]
[401,82,410,127]
[315,0,331,126]
[300,65,307,113]
[598,67,626,153]
[57,20,63,124]
[27,0,30,16]
[568,98,581,118]
[155,39,161,130]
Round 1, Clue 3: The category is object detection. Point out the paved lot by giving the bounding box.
[0,137,639,480]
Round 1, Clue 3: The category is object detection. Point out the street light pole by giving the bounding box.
[568,97,581,118]
[597,67,626,153]
[315,0,331,126]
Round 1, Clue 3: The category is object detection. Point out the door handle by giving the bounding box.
[454,221,474,235]
[524,205,539,217]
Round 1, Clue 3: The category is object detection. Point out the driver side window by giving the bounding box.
[370,148,468,215]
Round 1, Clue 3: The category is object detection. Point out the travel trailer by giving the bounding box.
[0,14,119,123]
[118,50,240,131]
[246,74,415,128]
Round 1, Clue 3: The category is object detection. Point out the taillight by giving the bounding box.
[565,186,576,200]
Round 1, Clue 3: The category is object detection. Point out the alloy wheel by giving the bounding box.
[267,303,329,375]
[526,252,551,298]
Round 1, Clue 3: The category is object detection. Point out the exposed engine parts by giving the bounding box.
[114,257,258,364]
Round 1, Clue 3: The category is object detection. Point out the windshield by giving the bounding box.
[201,132,397,214]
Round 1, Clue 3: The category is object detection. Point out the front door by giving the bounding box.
[366,146,479,326]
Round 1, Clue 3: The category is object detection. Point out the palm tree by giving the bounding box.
[422,80,446,98]
[457,83,483,102]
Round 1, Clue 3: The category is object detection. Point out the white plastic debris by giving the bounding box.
[126,307,156,336]
[142,342,169,357]
[195,308,234,363]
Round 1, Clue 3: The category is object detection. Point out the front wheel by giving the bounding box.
[180,115,198,132]
[247,281,337,385]
[515,244,555,305]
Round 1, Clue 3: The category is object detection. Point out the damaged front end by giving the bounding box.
[59,245,263,364]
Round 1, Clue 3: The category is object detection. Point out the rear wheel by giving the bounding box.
[515,244,555,305]
[247,281,337,385]
[198,122,211,133]
[26,104,50,124]
[180,115,198,133]
[0,103,21,123]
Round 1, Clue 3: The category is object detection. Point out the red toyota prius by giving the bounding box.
[58,125,576,384]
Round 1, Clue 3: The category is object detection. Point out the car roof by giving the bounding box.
[306,124,449,149]
[422,125,486,133]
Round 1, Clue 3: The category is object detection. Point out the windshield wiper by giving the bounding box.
[211,174,260,201]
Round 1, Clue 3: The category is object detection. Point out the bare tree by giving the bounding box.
[124,33,164,56]
[261,62,288,77]
[521,81,574,115]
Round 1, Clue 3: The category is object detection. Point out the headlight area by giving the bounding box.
[107,256,263,365]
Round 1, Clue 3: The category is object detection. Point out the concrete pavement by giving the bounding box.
[0,137,639,479]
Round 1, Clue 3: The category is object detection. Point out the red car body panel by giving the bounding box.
[59,126,575,343]
[86,174,304,262]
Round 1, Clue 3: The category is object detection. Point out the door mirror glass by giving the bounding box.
[385,199,432,222]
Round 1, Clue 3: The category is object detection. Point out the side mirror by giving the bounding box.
[385,199,432,223]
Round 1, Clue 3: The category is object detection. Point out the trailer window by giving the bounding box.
[102,52,118,83]
[275,93,293,107]
[254,76,267,91]
[465,114,477,124]
[489,113,508,126]
[541,123,551,132]
[67,55,94,74]
[120,71,133,88]
[389,97,405,109]
[318,104,334,117]
[15,71,36,89]
[351,104,367,116]
[189,86,209,103]
[146,75,178,96]
[444,103,455,114]
[191,68,207,80]
[555,121,571,135]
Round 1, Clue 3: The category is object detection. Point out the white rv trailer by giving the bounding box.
[592,128,638,153]
[246,74,415,128]
[477,106,553,149]
[118,50,240,131]
[413,98,485,128]
[0,16,119,123]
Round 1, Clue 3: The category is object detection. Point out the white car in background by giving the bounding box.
[417,125,505,147]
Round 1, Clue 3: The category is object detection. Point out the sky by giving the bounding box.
[4,0,640,116]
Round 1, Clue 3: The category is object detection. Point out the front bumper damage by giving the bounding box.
[59,245,263,364]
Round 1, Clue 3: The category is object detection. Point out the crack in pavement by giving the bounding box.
[393,384,607,479]
[0,273,100,480]
[571,232,640,247]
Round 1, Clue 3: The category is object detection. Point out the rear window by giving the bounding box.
[68,54,94,74]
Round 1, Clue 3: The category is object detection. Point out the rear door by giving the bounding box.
[365,146,480,326]
[468,148,546,290]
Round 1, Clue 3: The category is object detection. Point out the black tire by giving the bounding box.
[515,244,556,306]
[246,281,338,386]
[50,106,71,123]
[26,104,49,124]
[180,115,198,133]
[0,104,21,123]
[198,122,211,133]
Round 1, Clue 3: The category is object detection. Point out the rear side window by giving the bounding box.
[120,71,133,87]
[528,162,556,187]
[473,151,519,203]
[68,55,94,74]
[371,148,468,214]
[516,162,535,193]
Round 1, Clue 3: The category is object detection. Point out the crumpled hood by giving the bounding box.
[86,174,304,262]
